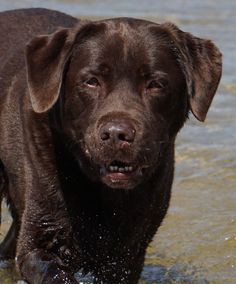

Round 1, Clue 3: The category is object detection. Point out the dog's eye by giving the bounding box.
[84,77,100,87]
[147,79,167,90]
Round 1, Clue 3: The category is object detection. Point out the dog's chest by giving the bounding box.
[72,208,150,277]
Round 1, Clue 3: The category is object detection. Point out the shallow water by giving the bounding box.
[0,0,235,283]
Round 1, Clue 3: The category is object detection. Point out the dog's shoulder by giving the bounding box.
[0,8,78,62]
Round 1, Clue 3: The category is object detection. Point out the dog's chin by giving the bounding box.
[100,171,143,189]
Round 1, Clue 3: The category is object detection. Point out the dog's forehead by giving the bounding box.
[70,18,178,76]
[101,19,154,57]
[103,18,153,36]
[105,19,133,38]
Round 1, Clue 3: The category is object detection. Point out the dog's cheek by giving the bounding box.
[141,115,167,154]
[63,95,91,136]
[167,91,189,137]
[149,89,188,139]
[64,94,85,120]
[83,125,100,157]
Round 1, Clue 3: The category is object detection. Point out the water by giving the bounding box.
[0,1,235,283]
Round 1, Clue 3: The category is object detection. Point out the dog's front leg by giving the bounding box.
[14,140,79,284]
[17,249,78,284]
[15,176,78,284]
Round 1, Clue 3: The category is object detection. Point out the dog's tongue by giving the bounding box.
[106,171,133,181]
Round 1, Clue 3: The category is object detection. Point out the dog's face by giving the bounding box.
[26,18,222,189]
[63,20,188,189]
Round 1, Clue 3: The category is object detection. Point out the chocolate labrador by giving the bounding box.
[0,8,222,284]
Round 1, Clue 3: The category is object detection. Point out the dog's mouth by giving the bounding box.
[99,160,146,189]
[82,144,152,189]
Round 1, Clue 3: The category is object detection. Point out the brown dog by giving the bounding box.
[0,8,222,284]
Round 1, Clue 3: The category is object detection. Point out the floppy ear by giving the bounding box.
[163,23,222,121]
[26,27,77,113]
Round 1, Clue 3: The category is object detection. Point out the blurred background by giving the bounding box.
[0,1,235,283]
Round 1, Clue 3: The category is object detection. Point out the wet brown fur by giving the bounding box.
[0,8,221,284]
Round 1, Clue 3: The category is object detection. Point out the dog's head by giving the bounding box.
[26,18,222,189]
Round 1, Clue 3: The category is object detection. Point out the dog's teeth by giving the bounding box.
[109,166,114,172]
[125,166,132,172]
[107,164,134,173]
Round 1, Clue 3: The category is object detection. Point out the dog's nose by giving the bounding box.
[100,121,136,144]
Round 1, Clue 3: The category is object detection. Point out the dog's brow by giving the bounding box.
[79,63,111,76]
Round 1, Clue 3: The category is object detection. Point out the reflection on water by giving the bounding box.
[0,1,235,283]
